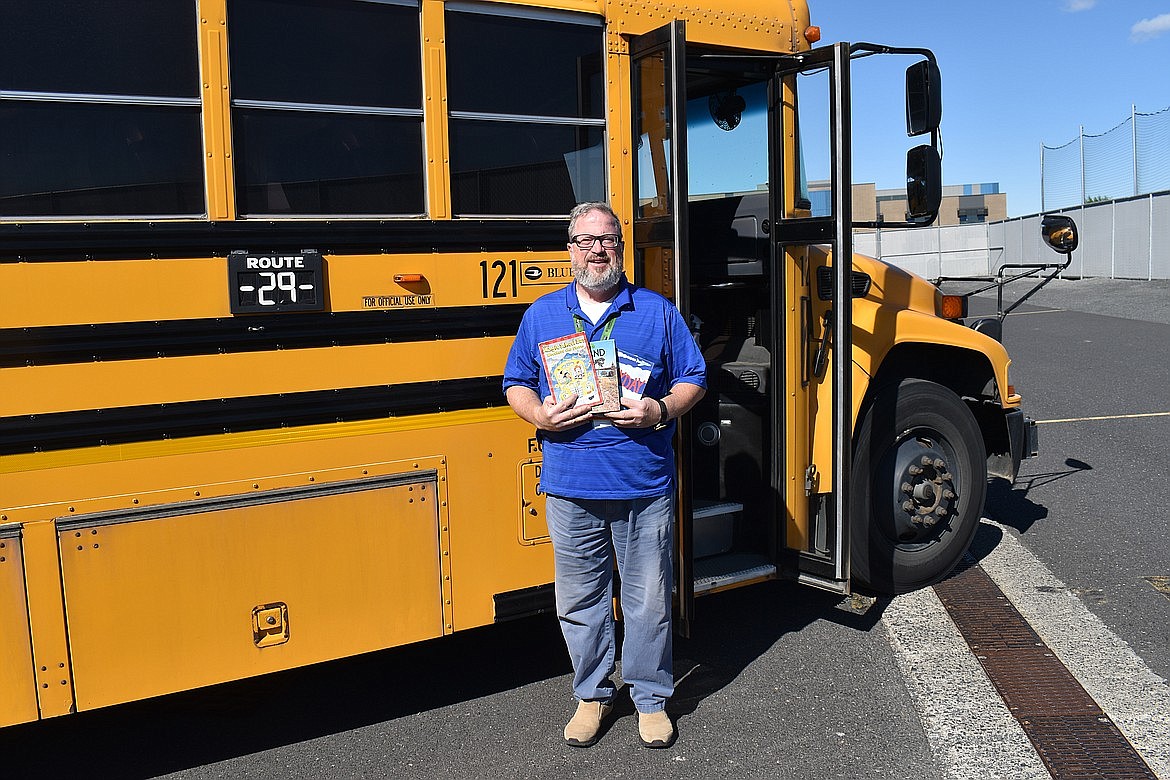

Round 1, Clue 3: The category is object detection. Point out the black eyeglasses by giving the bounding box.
[570,233,622,249]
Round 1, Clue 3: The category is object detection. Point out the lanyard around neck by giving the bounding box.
[573,313,615,341]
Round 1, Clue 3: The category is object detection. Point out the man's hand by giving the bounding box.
[604,396,660,429]
[506,386,593,432]
[538,394,594,432]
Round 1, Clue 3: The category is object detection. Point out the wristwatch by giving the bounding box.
[653,397,669,429]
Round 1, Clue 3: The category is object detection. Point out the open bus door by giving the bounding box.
[772,44,854,593]
[629,28,943,618]
[629,21,696,634]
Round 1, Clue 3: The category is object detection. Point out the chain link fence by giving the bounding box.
[1042,105,1170,210]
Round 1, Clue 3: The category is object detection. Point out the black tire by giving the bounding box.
[851,379,987,594]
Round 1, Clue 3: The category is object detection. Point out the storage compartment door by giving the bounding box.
[0,528,38,726]
[59,473,443,711]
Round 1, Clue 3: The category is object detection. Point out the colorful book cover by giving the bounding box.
[618,349,652,401]
[589,338,621,414]
[538,332,602,408]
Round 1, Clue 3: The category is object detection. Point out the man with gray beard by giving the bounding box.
[503,202,706,749]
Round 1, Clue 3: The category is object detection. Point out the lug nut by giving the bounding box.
[923,515,937,526]
[934,458,946,469]
[901,482,914,494]
[908,465,923,476]
[937,507,948,516]
[943,489,955,500]
[921,456,933,466]
[902,500,915,513]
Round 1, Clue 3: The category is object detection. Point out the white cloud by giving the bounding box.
[1063,0,1096,11]
[1131,13,1170,42]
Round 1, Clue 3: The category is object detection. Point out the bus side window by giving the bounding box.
[445,5,606,216]
[0,1,204,219]
[227,0,426,218]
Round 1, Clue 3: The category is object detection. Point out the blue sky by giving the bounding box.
[825,0,1170,216]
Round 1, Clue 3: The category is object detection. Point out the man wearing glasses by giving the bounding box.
[503,202,706,749]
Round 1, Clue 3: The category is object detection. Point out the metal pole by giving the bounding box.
[1079,125,1086,205]
[1132,104,1139,197]
[1040,142,1046,212]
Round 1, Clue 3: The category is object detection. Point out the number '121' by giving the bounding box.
[480,259,518,299]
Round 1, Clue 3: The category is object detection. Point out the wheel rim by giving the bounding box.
[878,430,961,547]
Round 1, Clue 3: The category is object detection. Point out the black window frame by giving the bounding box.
[444,2,607,218]
[0,0,206,220]
[226,0,427,219]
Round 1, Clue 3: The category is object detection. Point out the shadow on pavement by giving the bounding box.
[0,580,880,778]
[982,457,1091,535]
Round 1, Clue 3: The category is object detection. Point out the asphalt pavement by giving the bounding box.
[2,276,1167,779]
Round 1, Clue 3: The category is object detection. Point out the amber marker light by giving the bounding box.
[394,274,424,283]
[940,294,967,320]
[805,26,821,44]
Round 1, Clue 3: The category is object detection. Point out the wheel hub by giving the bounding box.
[890,437,958,542]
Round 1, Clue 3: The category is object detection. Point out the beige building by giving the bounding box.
[810,181,1007,226]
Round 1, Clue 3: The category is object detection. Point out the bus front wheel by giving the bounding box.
[851,379,987,594]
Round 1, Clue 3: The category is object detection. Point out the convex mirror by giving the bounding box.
[1041,215,1079,254]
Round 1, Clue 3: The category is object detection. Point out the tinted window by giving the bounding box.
[0,0,204,218]
[1,0,199,97]
[234,110,424,215]
[450,121,604,215]
[228,0,424,216]
[228,0,421,108]
[446,12,602,118]
[0,101,204,217]
[446,7,605,216]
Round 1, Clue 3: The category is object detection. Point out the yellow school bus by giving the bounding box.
[0,0,1038,726]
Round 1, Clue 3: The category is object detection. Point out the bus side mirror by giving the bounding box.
[1041,214,1078,254]
[906,59,942,136]
[905,145,941,223]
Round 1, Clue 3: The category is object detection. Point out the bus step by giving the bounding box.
[694,552,776,596]
[692,499,743,519]
[692,499,742,558]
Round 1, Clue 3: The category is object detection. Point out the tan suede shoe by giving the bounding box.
[563,700,613,747]
[637,710,675,748]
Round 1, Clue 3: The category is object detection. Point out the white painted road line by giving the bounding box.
[884,522,1170,779]
[1037,411,1170,424]
[979,523,1170,777]
[883,583,1049,779]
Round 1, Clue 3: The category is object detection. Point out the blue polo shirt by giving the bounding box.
[503,280,706,499]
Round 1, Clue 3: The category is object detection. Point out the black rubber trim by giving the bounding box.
[493,583,557,622]
[0,219,567,261]
[0,376,504,456]
[1,305,526,368]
